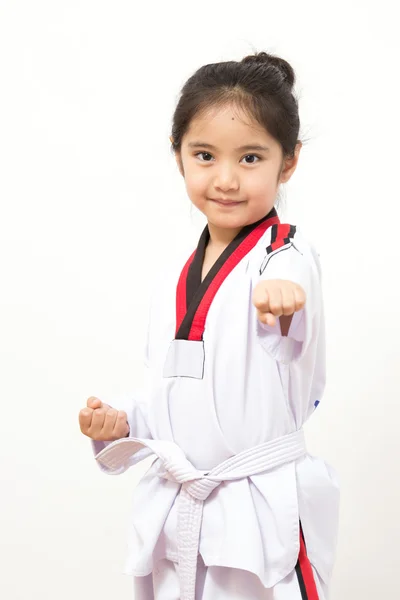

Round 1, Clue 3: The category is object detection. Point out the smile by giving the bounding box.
[210,198,244,207]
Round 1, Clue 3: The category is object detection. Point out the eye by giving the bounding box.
[194,152,214,162]
[241,154,261,164]
[194,152,262,164]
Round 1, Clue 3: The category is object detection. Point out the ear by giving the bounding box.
[278,141,302,184]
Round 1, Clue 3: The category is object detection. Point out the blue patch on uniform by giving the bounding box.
[314,400,320,408]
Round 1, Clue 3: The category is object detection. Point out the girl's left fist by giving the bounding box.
[252,279,306,327]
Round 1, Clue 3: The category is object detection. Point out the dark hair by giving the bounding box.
[170,51,301,161]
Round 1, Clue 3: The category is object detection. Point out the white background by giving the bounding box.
[1,1,399,598]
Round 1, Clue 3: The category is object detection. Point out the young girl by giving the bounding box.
[79,51,340,599]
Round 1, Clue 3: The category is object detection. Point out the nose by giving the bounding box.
[213,163,240,192]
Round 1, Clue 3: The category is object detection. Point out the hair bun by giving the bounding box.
[242,51,295,88]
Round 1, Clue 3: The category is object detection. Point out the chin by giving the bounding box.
[206,212,249,230]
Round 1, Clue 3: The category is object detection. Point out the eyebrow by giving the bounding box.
[187,142,270,152]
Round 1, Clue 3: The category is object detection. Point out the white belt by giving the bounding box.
[95,428,307,600]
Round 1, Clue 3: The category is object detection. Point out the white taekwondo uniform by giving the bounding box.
[91,207,340,599]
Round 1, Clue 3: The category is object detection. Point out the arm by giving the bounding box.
[279,315,294,337]
[89,384,153,463]
[253,237,323,363]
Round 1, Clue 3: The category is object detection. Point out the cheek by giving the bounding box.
[249,166,275,188]
[184,170,209,198]
[248,168,279,197]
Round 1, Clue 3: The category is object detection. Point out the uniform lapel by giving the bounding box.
[175,207,280,342]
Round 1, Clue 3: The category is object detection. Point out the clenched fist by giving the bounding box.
[253,279,306,327]
[79,396,130,441]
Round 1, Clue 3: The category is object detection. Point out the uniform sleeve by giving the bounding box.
[255,238,323,364]
[90,379,153,464]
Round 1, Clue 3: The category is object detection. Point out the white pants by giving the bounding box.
[133,554,327,599]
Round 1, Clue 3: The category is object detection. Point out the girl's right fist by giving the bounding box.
[79,396,130,441]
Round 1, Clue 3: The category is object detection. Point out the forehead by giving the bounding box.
[183,102,276,148]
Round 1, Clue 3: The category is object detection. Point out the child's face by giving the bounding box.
[175,102,301,232]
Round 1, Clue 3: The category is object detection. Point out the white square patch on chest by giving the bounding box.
[163,339,205,379]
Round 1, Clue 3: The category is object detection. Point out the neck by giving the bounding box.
[207,222,243,249]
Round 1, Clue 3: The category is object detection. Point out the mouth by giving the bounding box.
[209,198,244,207]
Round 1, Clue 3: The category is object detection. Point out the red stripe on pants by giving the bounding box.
[296,527,320,599]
